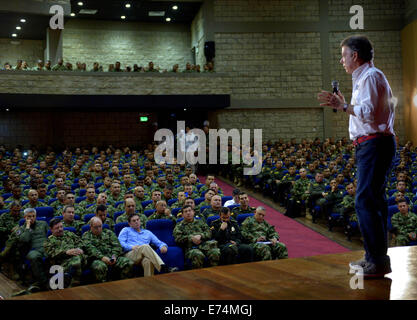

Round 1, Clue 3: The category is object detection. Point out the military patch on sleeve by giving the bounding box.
[15,229,22,236]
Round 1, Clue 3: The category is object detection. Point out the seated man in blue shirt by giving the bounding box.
[118,213,167,277]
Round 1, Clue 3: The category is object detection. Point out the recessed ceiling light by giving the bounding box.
[16,26,21,30]
[20,19,26,23]
[12,34,17,37]
[172,5,178,10]
[166,17,171,22]
[121,15,126,19]
[125,3,131,8]
[6,108,10,112]
[70,13,76,17]
[78,1,83,6]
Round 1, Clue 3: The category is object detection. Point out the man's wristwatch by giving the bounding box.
[343,103,349,112]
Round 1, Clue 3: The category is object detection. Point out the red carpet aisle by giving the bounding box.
[199,176,350,258]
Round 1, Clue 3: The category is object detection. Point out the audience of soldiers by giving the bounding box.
[1,59,215,73]
[0,137,415,295]
[0,144,284,295]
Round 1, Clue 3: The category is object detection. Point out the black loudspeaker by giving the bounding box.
[204,41,215,62]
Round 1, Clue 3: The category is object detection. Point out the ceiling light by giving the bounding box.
[77,2,83,6]
[16,26,21,30]
[166,17,171,22]
[172,5,178,10]
[125,3,131,8]
[70,13,76,17]
[121,15,126,19]
[12,34,17,38]
[6,108,10,112]
[20,19,26,23]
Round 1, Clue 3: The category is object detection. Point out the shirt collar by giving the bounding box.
[352,61,373,82]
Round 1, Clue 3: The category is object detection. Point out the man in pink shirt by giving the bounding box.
[318,35,395,278]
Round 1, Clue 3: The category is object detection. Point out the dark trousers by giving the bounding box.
[355,135,395,266]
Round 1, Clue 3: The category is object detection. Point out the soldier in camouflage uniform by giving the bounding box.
[132,186,148,212]
[44,218,88,287]
[275,166,297,205]
[121,174,136,195]
[173,205,220,269]
[175,198,203,219]
[22,189,45,210]
[391,181,414,202]
[304,172,326,220]
[93,204,115,231]
[285,168,311,218]
[61,205,85,236]
[210,207,253,265]
[198,175,215,197]
[97,176,113,195]
[391,200,417,246]
[316,179,345,219]
[76,187,97,218]
[147,200,177,224]
[0,201,23,248]
[83,217,133,282]
[196,189,216,213]
[270,161,286,199]
[85,192,117,219]
[341,183,357,223]
[9,208,49,291]
[171,191,187,209]
[253,157,274,190]
[144,190,163,211]
[51,189,67,216]
[231,192,256,219]
[107,182,125,207]
[115,198,148,228]
[183,184,199,200]
[201,195,222,219]
[241,207,288,261]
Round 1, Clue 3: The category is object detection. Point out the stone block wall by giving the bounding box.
[212,108,324,142]
[214,0,320,22]
[62,19,193,71]
[0,39,45,67]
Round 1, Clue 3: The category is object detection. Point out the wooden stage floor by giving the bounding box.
[11,246,417,300]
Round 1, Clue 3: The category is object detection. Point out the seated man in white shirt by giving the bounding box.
[224,188,240,207]
[118,213,168,277]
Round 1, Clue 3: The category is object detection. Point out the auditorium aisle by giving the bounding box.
[201,176,351,258]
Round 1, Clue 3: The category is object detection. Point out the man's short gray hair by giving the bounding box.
[256,206,266,213]
[23,208,36,216]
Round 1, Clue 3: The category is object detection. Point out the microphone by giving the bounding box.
[332,80,339,113]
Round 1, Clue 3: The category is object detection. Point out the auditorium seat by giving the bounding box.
[146,219,185,272]
[206,215,219,226]
[34,206,54,223]
[115,222,129,237]
[236,213,254,225]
